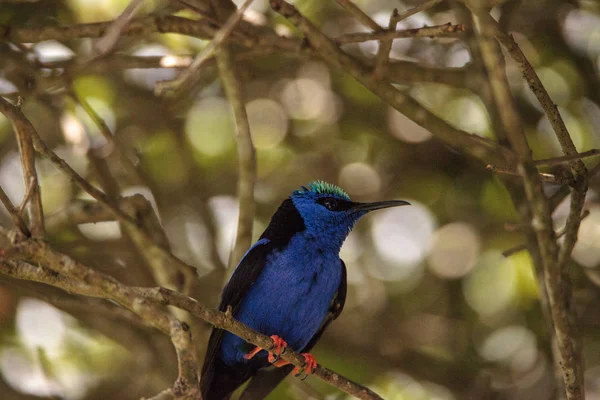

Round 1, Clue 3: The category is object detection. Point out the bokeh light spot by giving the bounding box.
[428,222,481,279]
[388,107,433,143]
[479,326,538,372]
[371,201,436,268]
[572,204,600,268]
[186,98,235,157]
[464,251,516,316]
[246,98,288,149]
[339,162,381,196]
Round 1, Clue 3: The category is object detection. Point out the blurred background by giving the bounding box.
[1,0,600,399]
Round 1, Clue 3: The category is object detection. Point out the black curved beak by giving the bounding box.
[350,200,410,214]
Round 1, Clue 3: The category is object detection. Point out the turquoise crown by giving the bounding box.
[294,180,350,200]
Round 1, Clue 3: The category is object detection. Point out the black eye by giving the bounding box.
[323,198,338,211]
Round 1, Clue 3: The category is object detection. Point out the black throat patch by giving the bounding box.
[260,199,306,249]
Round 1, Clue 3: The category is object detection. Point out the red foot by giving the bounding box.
[244,335,288,363]
[292,353,317,376]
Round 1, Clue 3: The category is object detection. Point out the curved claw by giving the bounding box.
[267,335,288,363]
[292,353,317,379]
[244,335,288,362]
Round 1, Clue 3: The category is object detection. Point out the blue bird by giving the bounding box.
[200,181,409,399]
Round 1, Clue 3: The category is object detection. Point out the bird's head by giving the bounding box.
[289,181,409,250]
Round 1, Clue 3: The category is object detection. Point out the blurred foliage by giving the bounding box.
[0,0,599,399]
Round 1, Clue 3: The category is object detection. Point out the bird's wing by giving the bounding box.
[239,259,348,400]
[201,239,272,396]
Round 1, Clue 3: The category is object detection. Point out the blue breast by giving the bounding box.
[219,235,342,366]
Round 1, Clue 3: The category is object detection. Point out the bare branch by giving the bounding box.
[1,252,200,399]
[3,16,216,43]
[0,97,198,295]
[269,0,513,167]
[216,47,257,271]
[0,98,44,237]
[534,149,600,167]
[396,0,444,22]
[0,185,30,237]
[373,9,401,80]
[469,5,584,399]
[93,0,145,57]
[335,0,382,31]
[334,23,467,44]
[486,164,574,185]
[155,0,255,96]
[484,14,587,178]
[1,240,383,400]
[503,210,591,257]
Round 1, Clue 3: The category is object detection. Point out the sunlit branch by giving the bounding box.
[0,98,45,237]
[155,0,255,96]
[534,149,600,167]
[334,22,466,44]
[93,0,144,57]
[486,164,574,185]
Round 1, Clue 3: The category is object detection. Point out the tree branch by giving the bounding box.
[0,96,198,295]
[373,8,400,80]
[3,16,216,43]
[334,22,467,44]
[469,5,584,399]
[0,239,383,400]
[395,0,444,21]
[484,14,586,178]
[216,46,257,271]
[0,98,45,237]
[269,0,513,167]
[1,250,200,399]
[155,0,255,95]
[0,184,30,237]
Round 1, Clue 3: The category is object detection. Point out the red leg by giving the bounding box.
[244,335,288,363]
[292,353,317,376]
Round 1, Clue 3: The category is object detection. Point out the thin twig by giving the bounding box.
[215,47,257,271]
[155,0,255,95]
[0,185,30,237]
[534,149,600,167]
[503,210,591,257]
[335,0,382,31]
[396,0,444,22]
[486,164,574,185]
[0,98,44,237]
[334,23,466,44]
[70,91,143,182]
[373,9,401,80]
[483,14,586,179]
[18,177,36,216]
[93,0,145,57]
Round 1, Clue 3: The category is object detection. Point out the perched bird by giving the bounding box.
[200,181,409,399]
